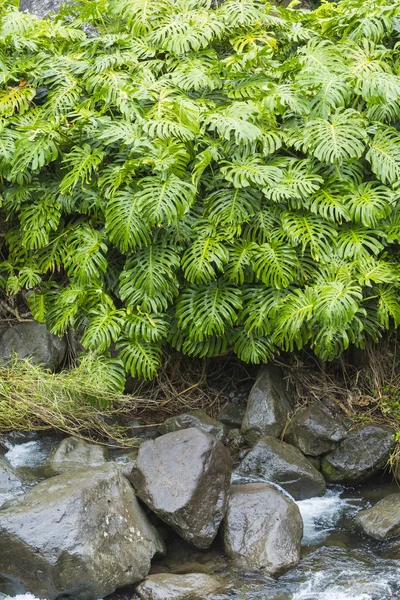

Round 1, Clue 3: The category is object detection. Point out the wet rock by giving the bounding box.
[126,419,159,442]
[306,455,321,471]
[0,463,165,600]
[226,428,245,449]
[0,458,23,507]
[126,428,231,549]
[135,573,226,599]
[0,322,66,371]
[284,403,347,456]
[49,436,106,474]
[235,436,326,500]
[241,365,292,445]
[321,425,395,483]
[356,494,400,540]
[19,0,66,17]
[217,404,246,428]
[223,482,303,576]
[159,411,226,443]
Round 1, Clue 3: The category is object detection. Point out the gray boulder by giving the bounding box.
[135,573,226,599]
[0,463,164,600]
[356,494,400,540]
[49,437,107,474]
[235,436,326,500]
[159,411,226,443]
[241,365,292,445]
[284,403,347,456]
[126,428,231,549]
[0,458,23,507]
[223,483,303,576]
[217,404,246,428]
[0,322,66,371]
[321,425,395,483]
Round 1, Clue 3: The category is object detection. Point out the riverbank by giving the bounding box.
[1,433,400,600]
[2,324,400,599]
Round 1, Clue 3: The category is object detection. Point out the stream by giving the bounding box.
[1,437,400,600]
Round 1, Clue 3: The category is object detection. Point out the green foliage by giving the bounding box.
[2,0,400,378]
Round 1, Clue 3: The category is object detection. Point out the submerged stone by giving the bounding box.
[0,458,23,507]
[49,436,107,474]
[135,573,226,599]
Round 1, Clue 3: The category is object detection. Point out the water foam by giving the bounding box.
[292,566,396,600]
[5,441,50,469]
[3,595,40,600]
[297,486,358,545]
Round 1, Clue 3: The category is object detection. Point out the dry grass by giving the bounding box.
[0,352,253,446]
[132,353,254,421]
[279,338,400,471]
[0,354,142,446]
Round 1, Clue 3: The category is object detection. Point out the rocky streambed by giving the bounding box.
[1,435,400,600]
[0,363,400,600]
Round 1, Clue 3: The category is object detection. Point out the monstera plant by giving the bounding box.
[1,0,400,381]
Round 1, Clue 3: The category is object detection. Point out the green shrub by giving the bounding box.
[2,0,400,379]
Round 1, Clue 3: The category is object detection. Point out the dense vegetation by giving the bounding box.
[2,0,400,380]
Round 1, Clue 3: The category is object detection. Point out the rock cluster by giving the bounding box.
[0,349,398,600]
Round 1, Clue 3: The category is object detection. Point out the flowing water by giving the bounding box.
[1,438,400,600]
